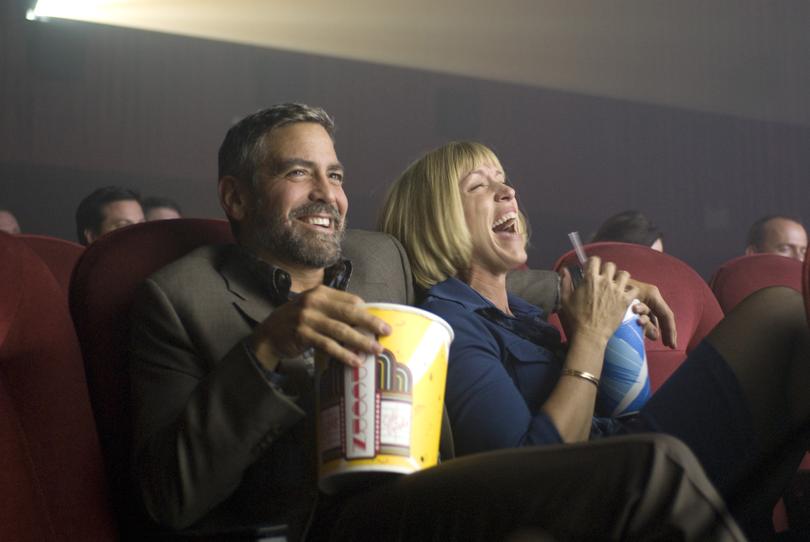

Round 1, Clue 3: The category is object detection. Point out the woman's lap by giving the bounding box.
[622,340,758,496]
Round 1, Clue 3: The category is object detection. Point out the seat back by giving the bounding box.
[69,219,234,534]
[0,232,116,541]
[553,242,723,392]
[709,254,802,313]
[802,258,810,324]
[16,235,84,293]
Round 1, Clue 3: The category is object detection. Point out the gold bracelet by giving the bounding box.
[560,368,600,388]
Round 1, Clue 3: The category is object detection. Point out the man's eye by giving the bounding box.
[288,169,308,177]
[329,172,344,183]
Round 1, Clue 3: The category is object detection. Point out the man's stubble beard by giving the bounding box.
[249,200,346,269]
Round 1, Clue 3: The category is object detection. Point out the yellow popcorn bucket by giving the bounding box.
[316,303,453,494]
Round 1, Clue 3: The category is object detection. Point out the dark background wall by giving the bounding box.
[1,1,807,276]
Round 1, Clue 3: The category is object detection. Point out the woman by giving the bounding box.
[379,141,810,539]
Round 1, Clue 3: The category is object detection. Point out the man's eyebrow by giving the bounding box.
[274,158,316,171]
[272,158,344,173]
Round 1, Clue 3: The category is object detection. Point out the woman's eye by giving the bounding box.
[468,184,483,192]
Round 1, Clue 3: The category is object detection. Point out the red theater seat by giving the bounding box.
[16,234,84,294]
[802,258,810,324]
[0,232,116,541]
[553,242,723,392]
[710,254,802,313]
[69,219,235,537]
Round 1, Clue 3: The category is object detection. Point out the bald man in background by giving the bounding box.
[745,215,807,262]
[0,209,20,234]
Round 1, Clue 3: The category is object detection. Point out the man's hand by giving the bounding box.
[249,285,391,370]
[627,278,677,349]
[631,301,661,342]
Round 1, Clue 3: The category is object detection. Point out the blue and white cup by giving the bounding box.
[596,300,651,417]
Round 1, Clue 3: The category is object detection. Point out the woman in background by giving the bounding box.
[379,141,810,539]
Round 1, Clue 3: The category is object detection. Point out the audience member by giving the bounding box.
[129,105,743,541]
[0,209,20,234]
[745,215,807,262]
[142,196,182,221]
[379,140,810,540]
[75,186,144,245]
[591,209,663,251]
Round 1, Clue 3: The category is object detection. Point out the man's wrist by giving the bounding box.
[248,335,282,373]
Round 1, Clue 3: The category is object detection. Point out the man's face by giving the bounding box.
[243,122,348,269]
[0,211,20,234]
[145,207,182,221]
[85,199,145,244]
[758,218,807,262]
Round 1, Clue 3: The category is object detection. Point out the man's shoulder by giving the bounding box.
[146,244,231,290]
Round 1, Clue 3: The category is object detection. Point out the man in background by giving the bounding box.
[745,215,807,262]
[143,196,182,221]
[591,210,664,252]
[0,209,20,234]
[75,186,144,245]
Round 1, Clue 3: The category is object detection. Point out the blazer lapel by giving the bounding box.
[218,249,276,325]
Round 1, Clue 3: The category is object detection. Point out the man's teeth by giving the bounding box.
[301,216,331,227]
[492,212,517,229]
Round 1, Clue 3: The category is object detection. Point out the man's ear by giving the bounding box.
[83,228,97,245]
[219,176,249,223]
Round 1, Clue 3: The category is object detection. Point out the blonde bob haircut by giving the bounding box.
[379,141,528,289]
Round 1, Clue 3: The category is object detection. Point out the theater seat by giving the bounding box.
[69,219,236,538]
[802,258,810,324]
[16,234,84,294]
[709,254,802,313]
[552,242,723,392]
[0,232,116,541]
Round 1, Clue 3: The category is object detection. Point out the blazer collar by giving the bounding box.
[217,244,353,325]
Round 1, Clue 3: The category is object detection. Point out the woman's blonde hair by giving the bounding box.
[379,141,527,289]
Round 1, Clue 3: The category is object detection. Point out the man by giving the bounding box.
[0,209,21,234]
[143,196,183,221]
[591,210,664,252]
[130,103,744,541]
[745,215,807,262]
[75,186,145,245]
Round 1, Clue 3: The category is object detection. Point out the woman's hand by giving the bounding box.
[559,256,638,344]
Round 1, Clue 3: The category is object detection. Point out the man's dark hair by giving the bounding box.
[143,196,182,215]
[218,103,336,185]
[75,186,141,245]
[591,210,663,247]
[217,103,336,237]
[746,215,803,249]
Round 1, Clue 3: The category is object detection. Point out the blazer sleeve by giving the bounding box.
[129,277,306,529]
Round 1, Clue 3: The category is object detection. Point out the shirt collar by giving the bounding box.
[230,245,352,306]
[425,276,545,319]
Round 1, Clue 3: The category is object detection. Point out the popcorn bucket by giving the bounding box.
[596,300,651,417]
[316,303,453,494]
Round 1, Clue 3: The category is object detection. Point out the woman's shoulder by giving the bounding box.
[419,279,496,338]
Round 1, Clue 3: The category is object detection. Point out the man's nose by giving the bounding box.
[309,173,338,203]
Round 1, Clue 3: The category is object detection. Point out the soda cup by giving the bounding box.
[595,299,651,417]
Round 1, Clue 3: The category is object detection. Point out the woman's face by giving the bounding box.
[458,162,527,274]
